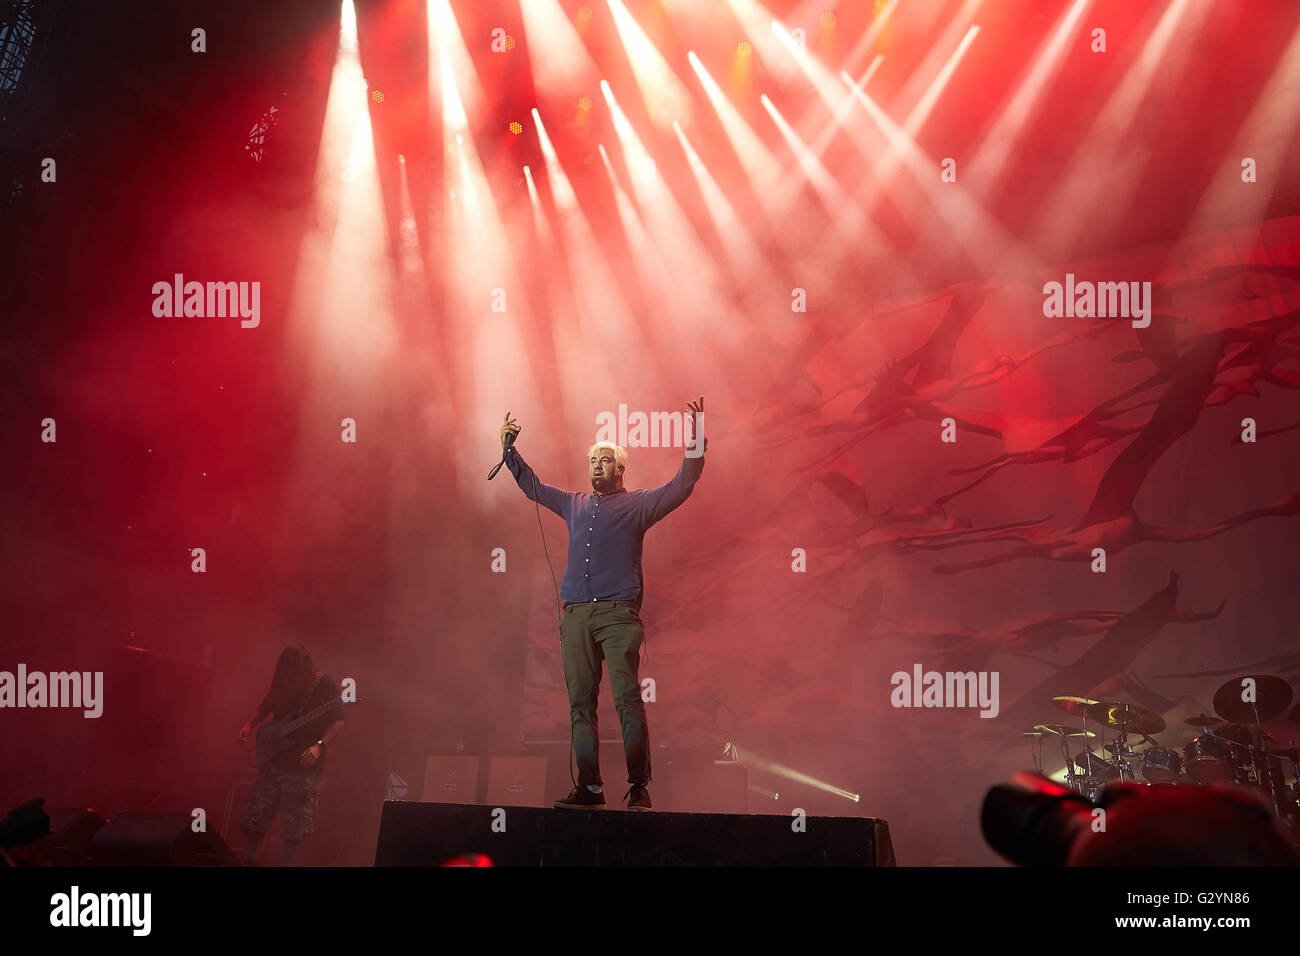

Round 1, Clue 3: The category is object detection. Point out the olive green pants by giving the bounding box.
[559,600,650,787]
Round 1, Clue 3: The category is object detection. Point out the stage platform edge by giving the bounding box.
[374,800,895,866]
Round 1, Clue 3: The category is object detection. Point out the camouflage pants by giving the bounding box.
[241,763,324,842]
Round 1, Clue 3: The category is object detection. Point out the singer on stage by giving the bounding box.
[500,398,706,810]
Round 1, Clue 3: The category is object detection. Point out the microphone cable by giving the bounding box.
[491,440,577,793]
[489,440,561,623]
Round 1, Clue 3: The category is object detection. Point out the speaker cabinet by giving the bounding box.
[88,813,239,866]
[485,756,548,808]
[421,756,481,804]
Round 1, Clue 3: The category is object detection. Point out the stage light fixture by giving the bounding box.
[508,121,523,134]
[729,742,861,803]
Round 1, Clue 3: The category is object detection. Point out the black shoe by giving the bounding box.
[624,784,652,811]
[553,786,606,809]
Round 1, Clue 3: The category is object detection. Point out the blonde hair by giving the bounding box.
[586,441,627,473]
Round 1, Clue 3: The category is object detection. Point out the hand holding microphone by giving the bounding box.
[490,413,521,479]
[502,412,521,449]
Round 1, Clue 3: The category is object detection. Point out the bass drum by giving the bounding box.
[1183,735,1243,784]
[1140,747,1183,784]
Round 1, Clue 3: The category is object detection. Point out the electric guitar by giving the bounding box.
[253,696,348,767]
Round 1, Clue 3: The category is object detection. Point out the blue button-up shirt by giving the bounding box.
[506,446,704,608]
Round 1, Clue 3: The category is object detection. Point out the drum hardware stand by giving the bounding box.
[1079,710,1095,782]
[1024,730,1045,775]
[1113,718,1133,781]
[1247,699,1282,815]
[1059,734,1080,792]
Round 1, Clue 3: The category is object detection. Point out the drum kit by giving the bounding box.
[1023,674,1300,821]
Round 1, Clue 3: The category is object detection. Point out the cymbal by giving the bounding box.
[1183,714,1223,728]
[1213,675,1293,722]
[1033,723,1095,739]
[1051,696,1101,719]
[1089,701,1166,735]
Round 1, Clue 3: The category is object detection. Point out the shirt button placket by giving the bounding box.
[588,502,596,597]
[586,502,594,596]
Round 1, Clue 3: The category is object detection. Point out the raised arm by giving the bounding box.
[640,396,707,527]
[501,412,574,520]
[640,455,705,526]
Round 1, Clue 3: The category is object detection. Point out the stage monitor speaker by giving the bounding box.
[375,801,895,866]
[87,813,240,866]
[31,808,107,866]
[485,756,548,808]
[422,756,481,804]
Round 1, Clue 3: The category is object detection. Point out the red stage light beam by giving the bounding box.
[840,0,897,78]
[531,108,646,367]
[288,0,396,374]
[965,0,1093,196]
[760,91,887,258]
[686,50,783,211]
[518,0,602,97]
[1034,0,1212,258]
[605,0,693,128]
[522,164,557,250]
[438,43,544,483]
[1181,18,1300,241]
[839,69,1040,283]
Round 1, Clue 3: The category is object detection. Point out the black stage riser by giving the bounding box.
[374,801,895,866]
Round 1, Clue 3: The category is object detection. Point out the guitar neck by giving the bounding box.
[283,697,344,735]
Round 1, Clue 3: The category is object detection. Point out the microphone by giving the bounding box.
[488,431,515,480]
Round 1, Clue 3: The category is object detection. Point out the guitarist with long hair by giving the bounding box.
[237,646,344,865]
